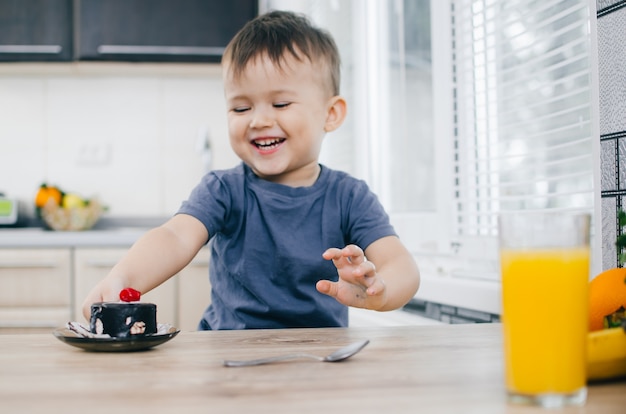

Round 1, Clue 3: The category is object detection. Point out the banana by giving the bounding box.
[587,326,626,381]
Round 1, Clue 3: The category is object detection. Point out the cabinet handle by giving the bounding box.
[97,45,224,56]
[0,262,58,269]
[0,45,62,54]
[85,260,118,268]
[0,320,60,328]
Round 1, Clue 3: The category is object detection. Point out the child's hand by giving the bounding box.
[81,278,125,321]
[317,244,387,310]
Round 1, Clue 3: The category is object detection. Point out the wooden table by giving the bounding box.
[0,323,624,413]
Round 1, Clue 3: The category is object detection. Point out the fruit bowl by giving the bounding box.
[40,198,104,231]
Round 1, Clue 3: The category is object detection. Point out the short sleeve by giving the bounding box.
[341,178,397,250]
[176,170,237,239]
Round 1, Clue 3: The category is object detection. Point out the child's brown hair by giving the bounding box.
[223,10,341,96]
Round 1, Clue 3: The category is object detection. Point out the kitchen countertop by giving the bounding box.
[1,323,623,413]
[0,226,150,247]
[0,216,167,247]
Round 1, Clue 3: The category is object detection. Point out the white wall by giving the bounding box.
[0,63,240,218]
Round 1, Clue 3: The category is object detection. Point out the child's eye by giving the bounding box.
[273,102,291,109]
[232,106,250,113]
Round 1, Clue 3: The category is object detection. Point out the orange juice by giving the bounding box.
[500,247,589,395]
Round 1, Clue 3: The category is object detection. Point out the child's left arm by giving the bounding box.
[317,236,420,311]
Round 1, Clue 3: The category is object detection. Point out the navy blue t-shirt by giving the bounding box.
[177,163,397,330]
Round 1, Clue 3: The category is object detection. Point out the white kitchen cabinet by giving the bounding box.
[0,231,212,333]
[0,248,72,333]
[177,248,211,331]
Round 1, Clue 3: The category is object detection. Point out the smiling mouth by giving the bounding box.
[252,138,286,151]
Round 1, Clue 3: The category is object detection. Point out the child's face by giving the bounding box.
[223,52,343,187]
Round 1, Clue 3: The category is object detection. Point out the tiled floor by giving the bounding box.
[349,307,442,327]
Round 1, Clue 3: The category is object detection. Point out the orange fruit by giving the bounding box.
[589,268,626,331]
[34,184,62,208]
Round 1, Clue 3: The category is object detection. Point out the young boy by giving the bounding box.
[82,10,420,330]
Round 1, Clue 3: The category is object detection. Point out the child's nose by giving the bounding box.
[249,109,274,129]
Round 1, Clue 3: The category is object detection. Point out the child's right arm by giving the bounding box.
[81,213,208,320]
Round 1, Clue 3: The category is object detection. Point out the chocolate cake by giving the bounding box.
[90,302,157,338]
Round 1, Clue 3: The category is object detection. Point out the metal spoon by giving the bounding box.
[223,339,370,367]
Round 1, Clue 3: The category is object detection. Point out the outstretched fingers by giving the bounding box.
[323,245,366,267]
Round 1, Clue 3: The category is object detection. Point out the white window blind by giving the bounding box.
[452,0,595,244]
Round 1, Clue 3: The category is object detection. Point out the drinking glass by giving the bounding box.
[499,211,591,408]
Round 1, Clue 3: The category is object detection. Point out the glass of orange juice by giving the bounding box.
[499,211,590,408]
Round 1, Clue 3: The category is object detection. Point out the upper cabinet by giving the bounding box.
[0,0,258,63]
[77,0,258,63]
[0,0,74,62]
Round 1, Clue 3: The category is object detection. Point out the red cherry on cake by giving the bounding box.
[119,287,141,302]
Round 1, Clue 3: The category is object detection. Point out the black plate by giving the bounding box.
[53,325,180,352]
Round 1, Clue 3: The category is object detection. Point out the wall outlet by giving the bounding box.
[75,142,111,166]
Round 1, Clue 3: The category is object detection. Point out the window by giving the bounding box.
[347,0,434,212]
[451,0,599,278]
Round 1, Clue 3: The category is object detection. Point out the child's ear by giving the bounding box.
[324,96,347,132]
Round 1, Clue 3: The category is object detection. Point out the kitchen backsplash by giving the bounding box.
[0,63,240,219]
